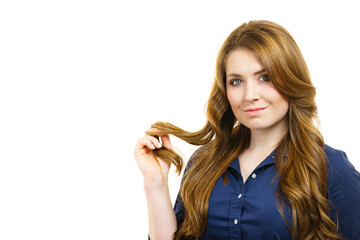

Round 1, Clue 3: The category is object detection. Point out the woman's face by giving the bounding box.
[225,48,289,132]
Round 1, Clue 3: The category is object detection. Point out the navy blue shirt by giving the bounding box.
[172,145,360,240]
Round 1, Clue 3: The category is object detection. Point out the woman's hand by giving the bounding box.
[134,129,172,184]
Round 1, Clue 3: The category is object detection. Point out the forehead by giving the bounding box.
[225,48,265,74]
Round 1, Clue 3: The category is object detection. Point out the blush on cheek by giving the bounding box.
[269,84,288,101]
[226,91,237,108]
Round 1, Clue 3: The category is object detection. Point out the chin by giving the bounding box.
[242,122,275,131]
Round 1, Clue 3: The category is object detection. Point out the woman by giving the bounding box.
[134,20,360,240]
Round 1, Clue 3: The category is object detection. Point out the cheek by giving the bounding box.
[267,85,288,103]
[278,100,289,116]
[265,86,289,113]
[272,93,289,114]
[226,89,241,108]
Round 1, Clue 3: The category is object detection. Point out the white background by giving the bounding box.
[0,0,359,239]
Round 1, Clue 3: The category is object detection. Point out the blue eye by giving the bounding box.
[259,74,269,82]
[231,79,243,86]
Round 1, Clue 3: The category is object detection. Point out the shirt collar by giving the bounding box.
[228,150,278,173]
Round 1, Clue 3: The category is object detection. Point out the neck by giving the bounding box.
[248,121,288,152]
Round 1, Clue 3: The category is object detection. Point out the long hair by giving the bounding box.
[147,20,340,240]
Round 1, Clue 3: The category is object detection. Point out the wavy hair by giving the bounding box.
[147,20,340,240]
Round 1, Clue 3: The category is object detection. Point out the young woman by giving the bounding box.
[134,20,360,240]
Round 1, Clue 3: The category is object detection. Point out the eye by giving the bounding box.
[259,74,270,82]
[230,79,243,86]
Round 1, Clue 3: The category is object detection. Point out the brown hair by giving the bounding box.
[147,20,340,240]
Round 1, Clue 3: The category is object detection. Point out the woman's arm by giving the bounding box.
[134,131,177,240]
[144,178,177,240]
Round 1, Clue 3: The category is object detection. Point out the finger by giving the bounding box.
[136,137,156,151]
[160,135,172,149]
[143,135,162,148]
[145,128,170,143]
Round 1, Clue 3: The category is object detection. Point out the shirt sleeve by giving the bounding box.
[174,191,186,230]
[174,145,207,234]
[326,146,360,240]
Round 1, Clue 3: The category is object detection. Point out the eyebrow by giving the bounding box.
[226,69,267,78]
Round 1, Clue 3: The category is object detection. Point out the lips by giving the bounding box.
[245,107,267,112]
[244,107,267,116]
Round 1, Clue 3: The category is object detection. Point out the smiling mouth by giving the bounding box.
[244,107,267,116]
[245,107,267,112]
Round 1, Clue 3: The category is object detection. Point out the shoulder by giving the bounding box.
[324,144,358,178]
[324,144,345,158]
[325,145,350,169]
[325,144,360,198]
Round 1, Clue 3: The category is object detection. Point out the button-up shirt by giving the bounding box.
[173,145,360,240]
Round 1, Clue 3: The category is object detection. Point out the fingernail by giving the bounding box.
[151,144,155,149]
[157,142,162,148]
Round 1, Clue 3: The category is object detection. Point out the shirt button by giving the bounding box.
[234,219,238,225]
[251,173,257,179]
[238,194,242,199]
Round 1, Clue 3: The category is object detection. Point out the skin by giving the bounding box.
[225,48,289,182]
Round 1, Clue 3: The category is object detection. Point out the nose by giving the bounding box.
[244,81,260,102]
